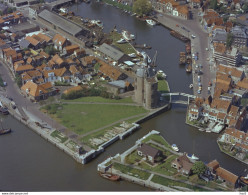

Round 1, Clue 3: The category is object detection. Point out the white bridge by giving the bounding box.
[161,92,196,105]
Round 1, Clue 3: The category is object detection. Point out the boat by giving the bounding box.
[0,107,9,115]
[185,43,191,54]
[117,38,127,44]
[171,144,179,152]
[140,51,151,64]
[59,7,68,14]
[128,53,136,58]
[0,128,11,135]
[186,64,192,73]
[91,20,103,28]
[198,128,205,132]
[100,173,120,181]
[157,70,167,79]
[132,58,140,62]
[170,30,189,42]
[186,153,199,162]
[146,19,156,26]
[122,30,135,41]
[189,84,193,89]
[179,52,186,65]
[240,175,248,185]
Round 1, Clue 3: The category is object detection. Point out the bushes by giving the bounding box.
[61,86,120,100]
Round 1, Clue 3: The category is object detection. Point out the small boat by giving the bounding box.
[189,84,193,89]
[122,30,135,41]
[240,175,248,185]
[132,58,140,62]
[91,20,103,28]
[0,107,9,115]
[140,51,151,64]
[157,70,167,79]
[100,173,120,181]
[146,19,156,26]
[0,128,11,135]
[117,38,127,44]
[171,144,179,152]
[187,153,199,162]
[186,64,192,73]
[128,53,136,58]
[198,128,205,132]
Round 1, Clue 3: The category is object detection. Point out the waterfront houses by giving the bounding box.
[152,0,189,20]
[207,160,239,189]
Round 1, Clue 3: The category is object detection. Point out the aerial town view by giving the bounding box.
[0,0,248,192]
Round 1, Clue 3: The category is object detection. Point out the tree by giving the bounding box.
[226,33,234,49]
[192,161,207,175]
[15,73,22,88]
[7,7,13,14]
[132,0,152,16]
[242,3,248,13]
[209,0,217,10]
[44,45,58,55]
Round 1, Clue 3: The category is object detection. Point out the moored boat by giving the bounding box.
[117,38,127,44]
[240,175,248,185]
[122,30,135,41]
[189,84,193,89]
[179,52,186,65]
[186,153,199,162]
[100,173,120,181]
[186,64,192,73]
[0,128,11,135]
[128,53,136,58]
[146,19,156,26]
[0,107,9,115]
[171,144,179,152]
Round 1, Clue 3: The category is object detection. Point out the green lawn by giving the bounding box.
[241,98,248,107]
[158,80,170,93]
[109,31,137,55]
[125,150,143,164]
[43,103,147,135]
[62,96,134,103]
[142,134,171,149]
[113,162,150,180]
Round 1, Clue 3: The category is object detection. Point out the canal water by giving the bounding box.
[0,1,247,191]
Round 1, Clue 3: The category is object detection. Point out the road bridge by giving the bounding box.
[161,92,196,105]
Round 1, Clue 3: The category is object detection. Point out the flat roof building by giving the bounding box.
[38,9,88,37]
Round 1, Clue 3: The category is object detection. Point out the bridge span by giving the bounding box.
[161,92,196,105]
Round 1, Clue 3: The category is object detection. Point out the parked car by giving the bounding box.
[191,34,196,39]
[197,76,201,82]
[197,90,201,94]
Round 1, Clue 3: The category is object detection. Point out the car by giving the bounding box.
[206,48,209,51]
[181,26,185,30]
[199,86,202,90]
[198,83,202,86]
[197,76,201,82]
[191,34,196,38]
[197,90,201,94]
[196,64,199,68]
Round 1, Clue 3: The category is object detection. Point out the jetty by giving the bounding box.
[133,43,152,49]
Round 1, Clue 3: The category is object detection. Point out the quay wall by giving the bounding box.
[136,104,171,124]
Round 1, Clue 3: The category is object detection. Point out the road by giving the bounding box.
[156,9,213,98]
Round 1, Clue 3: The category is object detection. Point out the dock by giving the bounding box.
[133,43,152,49]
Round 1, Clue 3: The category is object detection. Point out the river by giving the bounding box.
[0,1,247,191]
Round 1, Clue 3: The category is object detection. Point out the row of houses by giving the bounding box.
[137,143,239,188]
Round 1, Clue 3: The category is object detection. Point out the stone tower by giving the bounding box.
[134,67,159,109]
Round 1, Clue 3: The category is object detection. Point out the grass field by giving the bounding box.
[42,103,147,135]
[158,80,170,93]
[62,96,134,103]
[142,134,171,149]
